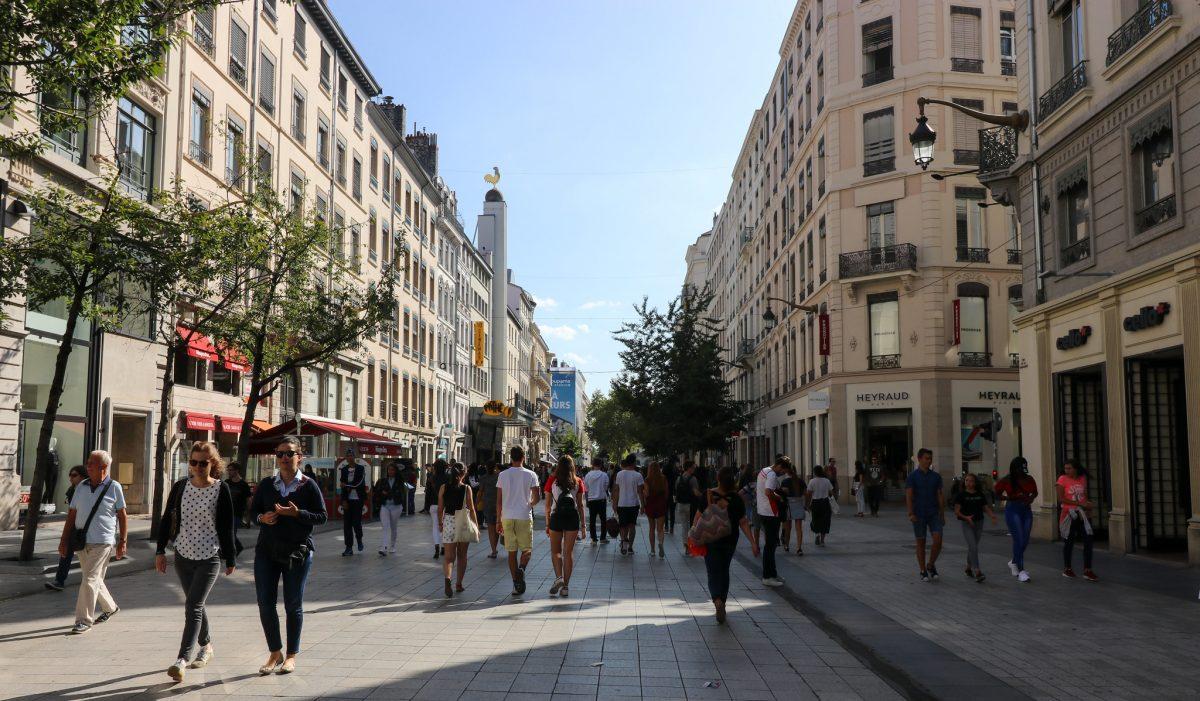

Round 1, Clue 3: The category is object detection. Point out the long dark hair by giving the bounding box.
[716,466,737,493]
[555,455,577,493]
[1063,458,1088,479]
[1007,456,1029,488]
[448,462,466,486]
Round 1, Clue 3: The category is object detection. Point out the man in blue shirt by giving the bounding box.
[905,448,945,582]
[58,450,127,634]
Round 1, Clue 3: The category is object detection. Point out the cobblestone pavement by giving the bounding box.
[0,509,902,701]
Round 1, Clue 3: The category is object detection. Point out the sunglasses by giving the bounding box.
[188,460,207,467]
[275,450,298,458]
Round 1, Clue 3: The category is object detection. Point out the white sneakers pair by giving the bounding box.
[1008,560,1031,582]
[168,644,213,682]
[762,577,784,587]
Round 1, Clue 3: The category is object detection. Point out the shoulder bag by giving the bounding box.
[454,487,480,543]
[688,497,732,545]
[71,480,113,551]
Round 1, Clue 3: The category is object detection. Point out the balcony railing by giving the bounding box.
[1001,58,1016,76]
[194,25,215,56]
[1007,249,1020,265]
[1039,60,1087,121]
[979,125,1018,174]
[956,246,989,263]
[839,243,917,279]
[188,140,211,167]
[1135,194,1176,232]
[869,354,901,370]
[737,339,755,358]
[958,351,992,367]
[1009,353,1021,368]
[863,157,895,176]
[862,66,894,87]
[1061,238,1090,266]
[951,57,983,73]
[953,149,980,166]
[1107,0,1172,66]
[229,58,247,88]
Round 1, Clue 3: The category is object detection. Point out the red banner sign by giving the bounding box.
[952,299,961,346]
[818,314,830,356]
[183,412,216,431]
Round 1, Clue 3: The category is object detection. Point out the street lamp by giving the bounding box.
[762,297,819,331]
[909,96,1029,170]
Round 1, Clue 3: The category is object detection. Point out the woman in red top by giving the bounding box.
[993,457,1038,582]
[1057,459,1097,582]
[644,462,669,559]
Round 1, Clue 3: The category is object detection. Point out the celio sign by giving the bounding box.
[1123,303,1170,332]
[1056,326,1091,350]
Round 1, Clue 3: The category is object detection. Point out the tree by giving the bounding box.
[612,287,747,458]
[586,390,639,461]
[552,428,582,460]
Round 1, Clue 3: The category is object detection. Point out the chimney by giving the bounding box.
[405,129,438,177]
[376,96,407,137]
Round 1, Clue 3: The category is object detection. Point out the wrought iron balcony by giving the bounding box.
[863,157,895,176]
[956,247,989,263]
[1007,249,1020,265]
[229,58,247,88]
[1061,238,1090,266]
[980,125,1018,174]
[869,354,900,370]
[820,362,828,375]
[862,66,894,87]
[839,243,917,279]
[1001,58,1016,76]
[951,57,984,73]
[1107,1,1172,67]
[1009,353,1020,368]
[737,338,755,359]
[806,369,815,383]
[188,140,211,167]
[1135,195,1176,232]
[1039,61,1087,121]
[194,26,215,56]
[953,149,980,166]
[958,351,992,367]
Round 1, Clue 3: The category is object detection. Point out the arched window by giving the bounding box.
[956,282,989,358]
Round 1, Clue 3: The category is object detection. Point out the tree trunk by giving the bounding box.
[18,285,86,561]
[149,340,178,539]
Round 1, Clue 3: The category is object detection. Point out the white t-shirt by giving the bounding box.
[496,466,540,520]
[756,468,781,517]
[808,477,834,500]
[613,469,645,508]
[583,469,609,500]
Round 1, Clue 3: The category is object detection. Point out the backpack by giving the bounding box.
[554,479,578,517]
[675,474,694,504]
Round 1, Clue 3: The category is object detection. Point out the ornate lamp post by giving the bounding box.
[761,298,819,331]
[909,97,1029,170]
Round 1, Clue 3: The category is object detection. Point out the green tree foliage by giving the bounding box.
[611,287,747,457]
[586,390,639,461]
[553,428,582,459]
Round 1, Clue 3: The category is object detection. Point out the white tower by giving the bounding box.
[476,187,508,403]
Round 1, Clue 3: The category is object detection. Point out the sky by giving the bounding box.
[331,0,795,392]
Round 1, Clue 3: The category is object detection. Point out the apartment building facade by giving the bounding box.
[982,0,1200,562]
[695,0,1023,497]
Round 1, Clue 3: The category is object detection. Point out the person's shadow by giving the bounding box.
[2,671,259,701]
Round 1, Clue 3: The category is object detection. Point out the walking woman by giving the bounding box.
[429,459,449,559]
[1058,459,1098,582]
[45,465,87,592]
[644,461,669,558]
[953,473,997,582]
[994,456,1038,583]
[437,463,478,597]
[780,462,806,555]
[545,456,586,596]
[853,461,867,517]
[701,466,759,623]
[806,465,835,546]
[373,461,405,555]
[251,437,328,675]
[478,462,501,558]
[155,441,237,682]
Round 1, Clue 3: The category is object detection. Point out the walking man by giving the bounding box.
[496,446,540,595]
[401,459,417,515]
[677,461,703,550]
[906,448,946,582]
[337,449,368,555]
[865,452,885,517]
[583,457,610,545]
[757,456,789,586]
[825,457,840,499]
[59,450,127,634]
[612,454,646,555]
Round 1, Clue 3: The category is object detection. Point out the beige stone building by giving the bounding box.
[980,0,1200,562]
[692,0,1022,497]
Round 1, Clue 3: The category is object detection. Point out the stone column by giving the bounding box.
[1175,257,1200,565]
[1099,288,1132,554]
[1031,316,1058,541]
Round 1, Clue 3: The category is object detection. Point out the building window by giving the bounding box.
[352,155,362,201]
[816,137,826,196]
[258,49,275,116]
[816,56,825,112]
[115,97,155,200]
[291,89,306,144]
[1130,107,1176,233]
[952,98,984,165]
[866,201,895,252]
[382,157,392,200]
[354,93,363,130]
[1000,11,1016,75]
[335,139,346,186]
[350,224,361,270]
[1057,0,1085,74]
[1057,162,1090,266]
[173,345,207,390]
[950,6,983,73]
[229,18,248,88]
[316,116,329,169]
[862,107,894,175]
[211,364,241,396]
[337,72,348,113]
[225,117,245,186]
[40,86,87,164]
[189,88,212,167]
[319,47,331,90]
[293,6,306,58]
[868,292,900,368]
[861,18,893,86]
[368,210,378,261]
[369,140,378,189]
[193,7,215,56]
[1007,284,1022,362]
[955,187,987,261]
[289,170,304,214]
[366,364,374,417]
[956,282,989,365]
[332,210,345,259]
[255,139,272,187]
[262,0,277,21]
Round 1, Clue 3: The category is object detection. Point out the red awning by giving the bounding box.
[248,417,403,455]
[183,411,216,431]
[176,326,249,373]
[217,415,244,434]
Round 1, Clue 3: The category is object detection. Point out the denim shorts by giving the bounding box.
[912,514,944,538]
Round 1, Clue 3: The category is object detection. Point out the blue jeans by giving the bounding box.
[704,540,737,601]
[1005,503,1033,570]
[53,550,75,585]
[254,550,312,655]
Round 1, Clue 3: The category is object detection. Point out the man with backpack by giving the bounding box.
[676,461,703,553]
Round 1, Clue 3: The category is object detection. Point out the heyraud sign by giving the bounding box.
[855,391,910,402]
[978,391,1020,401]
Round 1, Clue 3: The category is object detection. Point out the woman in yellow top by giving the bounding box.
[644,462,669,558]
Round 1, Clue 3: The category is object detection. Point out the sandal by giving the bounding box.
[455,583,465,592]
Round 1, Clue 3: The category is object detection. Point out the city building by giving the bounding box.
[980,0,1200,562]
[687,0,1022,499]
[549,360,590,461]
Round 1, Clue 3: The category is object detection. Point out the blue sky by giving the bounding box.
[331,0,795,392]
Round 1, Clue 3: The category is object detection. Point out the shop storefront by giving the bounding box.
[846,382,921,495]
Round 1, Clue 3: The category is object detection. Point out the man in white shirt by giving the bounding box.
[59,450,127,634]
[583,458,611,545]
[496,446,540,595]
[611,454,646,555]
[756,457,790,587]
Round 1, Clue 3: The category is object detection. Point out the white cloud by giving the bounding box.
[579,300,621,310]
[577,324,591,334]
[540,325,578,342]
[532,295,558,309]
[560,352,593,367]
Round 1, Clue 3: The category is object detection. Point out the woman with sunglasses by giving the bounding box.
[250,437,328,675]
[45,465,88,592]
[155,442,237,682]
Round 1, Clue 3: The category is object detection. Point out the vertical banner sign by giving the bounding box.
[472,321,485,367]
[952,299,961,345]
[818,313,830,356]
[550,371,576,425]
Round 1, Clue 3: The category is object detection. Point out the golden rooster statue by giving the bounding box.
[484,166,500,188]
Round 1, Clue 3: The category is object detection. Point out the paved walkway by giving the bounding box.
[0,508,901,701]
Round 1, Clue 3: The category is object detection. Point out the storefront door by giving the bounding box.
[1055,369,1111,537]
[856,409,912,498]
[1126,354,1191,552]
[110,413,148,513]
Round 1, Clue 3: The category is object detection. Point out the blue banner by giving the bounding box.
[550,371,575,424]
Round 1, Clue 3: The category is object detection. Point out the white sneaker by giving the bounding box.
[190,644,213,668]
[762,577,784,587]
[1008,560,1020,576]
[549,578,564,595]
[1018,570,1031,582]
[168,659,187,682]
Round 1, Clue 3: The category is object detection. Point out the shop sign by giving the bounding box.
[855,391,910,403]
[977,391,1020,401]
[473,321,486,367]
[482,400,514,418]
[1123,303,1170,332]
[1055,326,1091,350]
[819,314,830,356]
[808,390,830,411]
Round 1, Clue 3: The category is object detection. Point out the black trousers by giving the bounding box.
[866,485,884,515]
[682,502,700,541]
[587,499,607,541]
[343,501,363,549]
[1063,516,1094,569]
[175,555,221,661]
[704,540,736,600]
[665,494,677,531]
[761,516,782,579]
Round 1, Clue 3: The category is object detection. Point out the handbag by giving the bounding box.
[454,505,480,543]
[70,480,113,551]
[605,516,620,538]
[267,539,310,570]
[688,499,732,545]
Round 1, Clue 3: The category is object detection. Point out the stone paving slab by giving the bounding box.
[0,508,901,701]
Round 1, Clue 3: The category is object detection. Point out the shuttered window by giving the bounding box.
[193,7,215,55]
[258,50,275,115]
[229,19,248,87]
[951,6,982,59]
[863,108,894,162]
[953,98,984,151]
